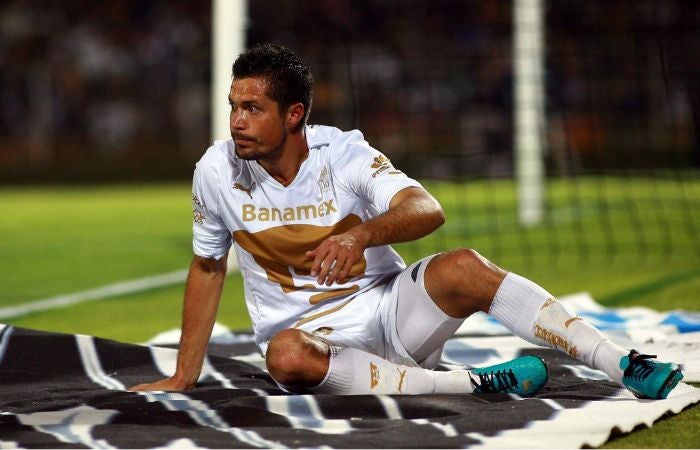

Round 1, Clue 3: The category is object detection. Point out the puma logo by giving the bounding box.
[564,317,582,328]
[540,298,556,310]
[233,182,256,199]
[397,368,407,393]
[370,362,380,389]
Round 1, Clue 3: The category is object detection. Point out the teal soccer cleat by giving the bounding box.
[620,350,684,399]
[470,355,548,397]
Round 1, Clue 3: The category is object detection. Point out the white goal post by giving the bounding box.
[211,0,248,142]
[514,0,546,226]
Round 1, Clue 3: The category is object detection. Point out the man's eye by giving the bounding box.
[248,105,259,112]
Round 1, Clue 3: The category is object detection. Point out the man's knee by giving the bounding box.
[448,248,502,273]
[266,329,330,387]
[430,248,505,282]
[425,248,507,315]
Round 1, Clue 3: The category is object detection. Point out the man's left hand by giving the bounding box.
[305,232,367,286]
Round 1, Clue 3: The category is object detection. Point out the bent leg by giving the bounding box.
[417,248,627,383]
[395,250,506,365]
[266,328,473,395]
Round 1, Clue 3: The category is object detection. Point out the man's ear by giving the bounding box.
[286,103,305,130]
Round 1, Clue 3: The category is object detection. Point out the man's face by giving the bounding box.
[229,77,287,161]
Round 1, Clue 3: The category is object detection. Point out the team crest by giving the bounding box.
[317,166,330,193]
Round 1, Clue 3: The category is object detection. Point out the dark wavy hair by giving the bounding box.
[232,43,313,128]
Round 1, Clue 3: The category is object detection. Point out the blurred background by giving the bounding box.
[1,0,699,337]
[0,1,210,182]
[2,0,698,179]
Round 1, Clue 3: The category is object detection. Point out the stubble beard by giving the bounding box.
[234,126,288,162]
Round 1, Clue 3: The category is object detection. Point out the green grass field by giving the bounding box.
[1,178,699,448]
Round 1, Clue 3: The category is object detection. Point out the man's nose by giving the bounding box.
[231,110,247,129]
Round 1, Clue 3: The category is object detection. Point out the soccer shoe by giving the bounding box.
[469,355,548,396]
[620,350,684,399]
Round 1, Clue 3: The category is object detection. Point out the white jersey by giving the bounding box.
[191,125,423,351]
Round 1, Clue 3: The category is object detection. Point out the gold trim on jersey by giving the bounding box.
[291,275,393,329]
[232,214,367,304]
[292,297,356,328]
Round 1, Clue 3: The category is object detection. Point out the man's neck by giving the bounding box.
[257,128,308,187]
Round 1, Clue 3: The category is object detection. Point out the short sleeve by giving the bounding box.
[330,130,423,213]
[191,156,232,260]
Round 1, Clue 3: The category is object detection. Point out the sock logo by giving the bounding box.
[540,297,557,310]
[564,317,583,328]
[370,362,380,389]
[534,324,579,358]
[397,369,407,393]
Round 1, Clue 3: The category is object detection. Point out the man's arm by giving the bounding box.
[129,254,228,391]
[306,186,445,286]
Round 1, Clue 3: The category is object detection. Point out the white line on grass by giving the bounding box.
[0,251,240,320]
[0,269,189,320]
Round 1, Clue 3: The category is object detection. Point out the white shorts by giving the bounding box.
[295,254,464,369]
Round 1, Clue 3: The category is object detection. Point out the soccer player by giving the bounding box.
[130,44,682,399]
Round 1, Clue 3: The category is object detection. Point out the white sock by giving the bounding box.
[311,346,473,395]
[489,272,627,383]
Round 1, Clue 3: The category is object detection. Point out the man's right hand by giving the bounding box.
[128,376,195,392]
[127,255,227,393]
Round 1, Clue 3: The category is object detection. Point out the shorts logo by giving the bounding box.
[410,262,422,282]
[233,181,256,199]
[312,327,333,336]
[370,154,402,178]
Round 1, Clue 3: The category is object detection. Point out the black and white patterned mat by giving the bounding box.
[1,317,699,448]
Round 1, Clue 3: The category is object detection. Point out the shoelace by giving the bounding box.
[624,352,657,381]
[470,369,518,393]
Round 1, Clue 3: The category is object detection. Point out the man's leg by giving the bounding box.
[266,328,473,395]
[267,248,681,398]
[391,252,547,395]
[266,328,545,395]
[421,248,683,399]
